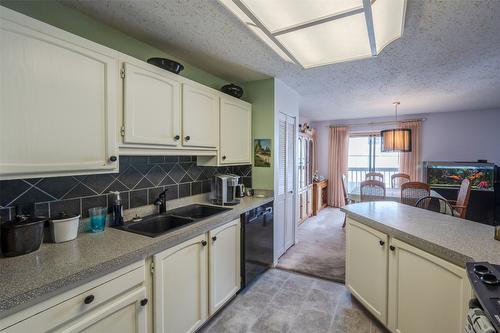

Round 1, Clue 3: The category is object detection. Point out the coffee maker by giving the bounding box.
[212,174,240,206]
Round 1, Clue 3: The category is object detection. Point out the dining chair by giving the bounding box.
[449,179,471,219]
[360,180,386,202]
[416,196,454,216]
[400,182,430,206]
[341,174,355,228]
[391,173,411,188]
[365,172,384,182]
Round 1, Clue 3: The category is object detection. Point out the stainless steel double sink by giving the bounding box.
[113,204,231,238]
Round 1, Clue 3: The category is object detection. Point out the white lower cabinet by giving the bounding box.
[153,234,208,333]
[388,238,471,333]
[59,287,147,333]
[346,218,471,333]
[1,262,147,333]
[153,219,241,333]
[209,219,241,315]
[346,219,388,325]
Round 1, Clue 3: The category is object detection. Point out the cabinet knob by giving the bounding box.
[84,295,94,304]
[390,245,396,251]
[109,155,117,162]
[201,240,207,246]
[222,155,227,160]
[185,136,191,141]
[379,240,385,246]
[212,236,217,242]
[140,298,148,306]
[174,135,180,140]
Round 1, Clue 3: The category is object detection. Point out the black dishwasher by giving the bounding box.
[241,201,274,289]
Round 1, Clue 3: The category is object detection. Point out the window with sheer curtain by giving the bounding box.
[347,134,400,190]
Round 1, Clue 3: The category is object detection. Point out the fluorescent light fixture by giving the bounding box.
[219,0,406,68]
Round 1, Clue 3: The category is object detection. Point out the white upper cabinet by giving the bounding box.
[122,62,181,147]
[0,8,118,179]
[182,83,219,148]
[219,97,252,165]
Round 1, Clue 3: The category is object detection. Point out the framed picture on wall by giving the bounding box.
[254,139,271,167]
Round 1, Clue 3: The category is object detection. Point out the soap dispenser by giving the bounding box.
[110,191,124,226]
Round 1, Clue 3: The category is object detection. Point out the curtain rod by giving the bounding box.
[327,118,426,128]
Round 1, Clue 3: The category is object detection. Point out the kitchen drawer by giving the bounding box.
[2,263,145,333]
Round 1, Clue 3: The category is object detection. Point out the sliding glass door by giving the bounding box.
[347,134,399,190]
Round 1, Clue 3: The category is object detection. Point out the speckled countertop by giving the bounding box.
[342,201,500,268]
[0,192,273,318]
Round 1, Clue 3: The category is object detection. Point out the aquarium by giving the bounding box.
[424,162,495,191]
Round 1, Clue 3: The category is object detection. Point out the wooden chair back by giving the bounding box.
[401,182,430,206]
[453,179,471,219]
[416,196,454,216]
[391,173,410,188]
[360,180,386,202]
[341,174,349,205]
[365,172,384,182]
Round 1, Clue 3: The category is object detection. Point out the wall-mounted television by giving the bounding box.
[424,162,495,191]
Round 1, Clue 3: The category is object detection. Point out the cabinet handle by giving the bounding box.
[222,155,227,160]
[201,240,207,246]
[212,236,217,243]
[84,295,94,304]
[379,240,385,246]
[390,245,396,251]
[140,298,148,306]
[185,136,191,141]
[109,155,117,162]
[174,135,180,140]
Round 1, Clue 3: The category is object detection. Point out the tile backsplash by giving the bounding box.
[0,156,251,221]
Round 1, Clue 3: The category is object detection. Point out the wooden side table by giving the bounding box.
[312,179,328,215]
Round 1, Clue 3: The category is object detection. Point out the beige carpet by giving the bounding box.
[277,207,346,283]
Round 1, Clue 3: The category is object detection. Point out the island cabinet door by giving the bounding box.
[153,234,208,333]
[219,97,252,165]
[208,218,241,315]
[346,219,388,325]
[387,238,472,333]
[123,62,181,147]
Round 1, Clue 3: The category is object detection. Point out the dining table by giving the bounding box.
[348,186,444,203]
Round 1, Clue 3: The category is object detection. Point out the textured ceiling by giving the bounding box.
[62,0,500,121]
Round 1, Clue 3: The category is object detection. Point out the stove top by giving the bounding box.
[467,262,500,332]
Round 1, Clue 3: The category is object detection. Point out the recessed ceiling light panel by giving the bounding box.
[219,0,407,68]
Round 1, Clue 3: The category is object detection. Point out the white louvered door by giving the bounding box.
[275,113,297,260]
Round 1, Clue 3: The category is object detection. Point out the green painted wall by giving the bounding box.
[0,0,229,90]
[242,79,275,190]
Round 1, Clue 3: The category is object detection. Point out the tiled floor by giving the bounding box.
[199,269,388,333]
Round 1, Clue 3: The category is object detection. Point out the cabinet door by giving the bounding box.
[208,219,241,315]
[59,287,147,333]
[0,9,118,179]
[346,219,388,325]
[388,238,471,333]
[153,234,208,333]
[219,97,251,164]
[182,83,219,148]
[123,62,181,146]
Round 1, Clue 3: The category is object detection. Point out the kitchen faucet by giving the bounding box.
[154,189,168,214]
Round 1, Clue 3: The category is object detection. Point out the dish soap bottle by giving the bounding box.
[110,191,124,226]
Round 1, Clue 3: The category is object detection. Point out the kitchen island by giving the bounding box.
[341,201,500,333]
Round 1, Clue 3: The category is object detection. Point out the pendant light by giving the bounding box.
[381,102,412,152]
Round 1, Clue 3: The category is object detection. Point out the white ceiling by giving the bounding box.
[62,0,500,121]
